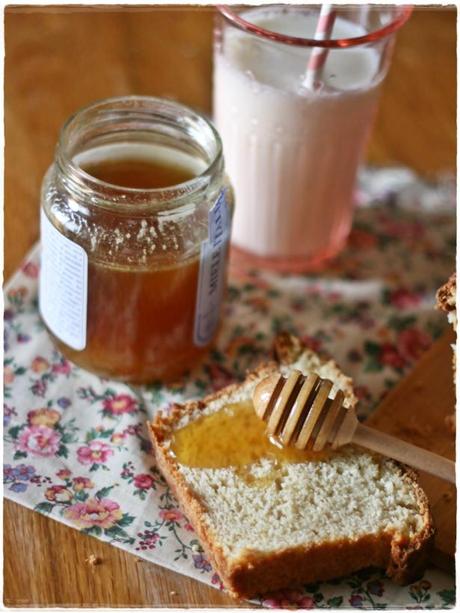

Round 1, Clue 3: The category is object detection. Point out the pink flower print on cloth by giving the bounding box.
[45,485,73,503]
[102,394,138,416]
[397,327,432,363]
[64,498,123,529]
[77,441,114,468]
[17,425,61,457]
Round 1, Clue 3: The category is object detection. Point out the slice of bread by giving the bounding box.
[148,333,434,600]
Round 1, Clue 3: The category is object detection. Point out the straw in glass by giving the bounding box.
[303,4,337,90]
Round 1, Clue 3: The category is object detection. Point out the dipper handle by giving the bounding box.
[353,423,456,484]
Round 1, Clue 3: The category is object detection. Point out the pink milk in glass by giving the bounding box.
[214,5,412,272]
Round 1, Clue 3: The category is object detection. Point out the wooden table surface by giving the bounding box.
[4,6,456,607]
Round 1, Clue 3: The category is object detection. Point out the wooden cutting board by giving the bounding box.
[365,327,456,573]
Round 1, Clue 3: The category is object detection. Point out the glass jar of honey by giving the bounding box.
[39,96,233,383]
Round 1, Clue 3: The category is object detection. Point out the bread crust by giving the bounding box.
[436,272,456,313]
[435,273,457,377]
[148,333,434,600]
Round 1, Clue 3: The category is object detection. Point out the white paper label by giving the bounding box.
[194,189,231,346]
[39,210,88,351]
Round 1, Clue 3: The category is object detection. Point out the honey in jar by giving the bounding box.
[40,96,233,383]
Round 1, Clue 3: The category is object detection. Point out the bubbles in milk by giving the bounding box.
[224,7,381,95]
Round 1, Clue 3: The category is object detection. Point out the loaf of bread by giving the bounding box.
[436,272,457,332]
[148,333,434,600]
[436,272,456,430]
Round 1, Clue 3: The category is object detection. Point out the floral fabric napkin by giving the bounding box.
[4,167,456,609]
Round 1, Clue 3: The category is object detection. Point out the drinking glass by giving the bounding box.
[214,4,412,272]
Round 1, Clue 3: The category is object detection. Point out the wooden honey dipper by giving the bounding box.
[253,370,455,483]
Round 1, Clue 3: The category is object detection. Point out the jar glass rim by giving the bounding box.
[57,95,223,208]
[216,4,413,48]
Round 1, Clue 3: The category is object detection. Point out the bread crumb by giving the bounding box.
[444,413,456,434]
[85,554,101,566]
[169,591,177,596]
[400,416,433,439]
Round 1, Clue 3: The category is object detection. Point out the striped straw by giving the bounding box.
[303,4,337,90]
